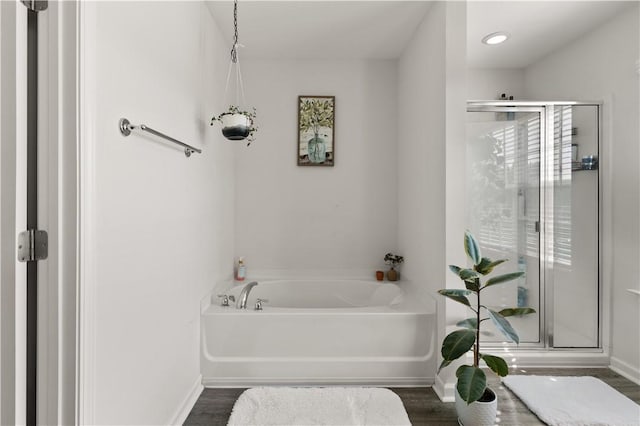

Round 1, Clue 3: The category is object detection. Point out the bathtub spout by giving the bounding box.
[236,281,258,309]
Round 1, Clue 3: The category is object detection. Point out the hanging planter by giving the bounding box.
[210,0,258,146]
[211,106,257,145]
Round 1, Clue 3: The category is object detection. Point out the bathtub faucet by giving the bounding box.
[236,281,258,309]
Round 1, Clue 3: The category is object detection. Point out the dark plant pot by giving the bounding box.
[387,268,399,281]
[376,271,384,281]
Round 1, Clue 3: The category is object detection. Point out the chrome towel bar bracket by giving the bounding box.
[119,117,202,158]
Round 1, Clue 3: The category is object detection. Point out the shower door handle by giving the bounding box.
[535,221,540,233]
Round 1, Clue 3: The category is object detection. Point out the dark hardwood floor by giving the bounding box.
[183,368,640,425]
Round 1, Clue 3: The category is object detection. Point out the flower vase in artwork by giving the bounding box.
[308,133,326,163]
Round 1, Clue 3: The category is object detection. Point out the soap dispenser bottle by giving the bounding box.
[235,257,246,281]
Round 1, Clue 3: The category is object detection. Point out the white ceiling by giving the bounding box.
[205,1,433,59]
[468,1,634,69]
[206,1,635,65]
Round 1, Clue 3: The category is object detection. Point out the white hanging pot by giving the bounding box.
[220,113,252,141]
[454,387,497,426]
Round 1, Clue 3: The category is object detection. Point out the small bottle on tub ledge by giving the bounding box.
[235,257,246,281]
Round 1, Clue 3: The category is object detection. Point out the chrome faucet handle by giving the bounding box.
[228,295,236,302]
[217,294,230,307]
[254,298,269,311]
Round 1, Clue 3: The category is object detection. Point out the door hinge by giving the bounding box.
[21,0,48,12]
[18,230,48,262]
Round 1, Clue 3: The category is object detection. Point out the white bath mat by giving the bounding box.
[502,375,640,426]
[227,387,411,426]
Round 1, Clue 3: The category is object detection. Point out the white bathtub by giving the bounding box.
[200,280,436,387]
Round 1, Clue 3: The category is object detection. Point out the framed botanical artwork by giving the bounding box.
[298,96,335,166]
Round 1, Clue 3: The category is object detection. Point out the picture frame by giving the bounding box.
[297,95,335,166]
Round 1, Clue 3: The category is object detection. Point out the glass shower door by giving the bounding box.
[466,107,543,345]
[549,104,600,348]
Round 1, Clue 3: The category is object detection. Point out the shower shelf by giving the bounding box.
[571,161,598,172]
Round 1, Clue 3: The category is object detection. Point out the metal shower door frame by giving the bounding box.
[466,104,547,349]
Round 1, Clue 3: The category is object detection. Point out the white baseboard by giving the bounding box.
[492,350,610,368]
[169,375,204,426]
[433,374,454,402]
[433,350,612,403]
[610,357,640,385]
[203,377,434,388]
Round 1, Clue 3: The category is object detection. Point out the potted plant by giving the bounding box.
[438,231,535,426]
[384,253,404,281]
[299,98,334,164]
[211,105,258,146]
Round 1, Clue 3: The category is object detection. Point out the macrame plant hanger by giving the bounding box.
[211,0,256,145]
[224,0,246,109]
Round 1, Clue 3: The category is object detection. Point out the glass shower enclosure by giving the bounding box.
[466,101,601,349]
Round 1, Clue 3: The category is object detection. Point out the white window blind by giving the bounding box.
[475,113,539,257]
[471,107,573,266]
[553,106,573,266]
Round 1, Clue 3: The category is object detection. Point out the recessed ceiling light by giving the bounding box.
[482,32,510,45]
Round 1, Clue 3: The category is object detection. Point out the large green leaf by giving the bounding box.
[480,354,509,377]
[455,365,487,404]
[459,269,479,281]
[464,232,482,266]
[499,307,536,317]
[441,330,476,364]
[449,265,462,275]
[484,272,525,288]
[438,359,452,373]
[464,280,480,292]
[456,317,478,330]
[458,269,480,291]
[438,289,472,307]
[486,309,519,343]
[474,257,508,275]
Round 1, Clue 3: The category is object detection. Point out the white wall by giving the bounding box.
[398,1,467,401]
[235,59,397,277]
[467,68,525,101]
[397,3,446,289]
[397,1,466,295]
[86,2,235,423]
[524,5,640,381]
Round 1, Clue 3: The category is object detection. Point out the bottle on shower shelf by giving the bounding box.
[517,255,527,308]
[507,95,515,120]
[235,257,246,281]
